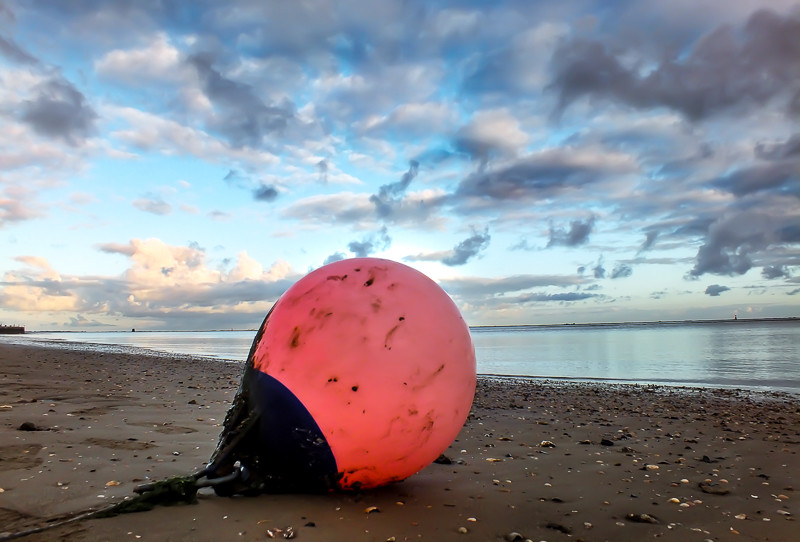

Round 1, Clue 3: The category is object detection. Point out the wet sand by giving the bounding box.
[1,342,798,541]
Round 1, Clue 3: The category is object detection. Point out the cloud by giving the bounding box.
[443,228,491,266]
[405,228,491,266]
[638,230,659,253]
[689,203,800,277]
[611,263,633,279]
[455,146,636,202]
[0,34,39,65]
[409,228,491,267]
[593,259,606,279]
[0,185,45,227]
[755,133,800,160]
[713,162,800,198]
[133,197,171,215]
[95,33,186,84]
[370,160,419,218]
[109,106,279,166]
[761,265,788,279]
[439,274,586,297]
[0,239,299,329]
[188,52,297,148]
[253,184,278,202]
[454,108,529,166]
[20,77,97,145]
[705,284,730,296]
[323,252,347,265]
[549,9,800,121]
[547,216,595,247]
[516,291,597,303]
[347,226,391,257]
[283,192,375,227]
[358,102,458,139]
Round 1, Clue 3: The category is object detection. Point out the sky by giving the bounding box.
[1,0,799,331]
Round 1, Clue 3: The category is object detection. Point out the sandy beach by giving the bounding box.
[1,343,798,541]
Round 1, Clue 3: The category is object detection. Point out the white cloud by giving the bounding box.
[106,106,279,166]
[95,33,188,83]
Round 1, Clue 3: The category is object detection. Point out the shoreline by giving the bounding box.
[1,343,798,541]
[4,336,800,397]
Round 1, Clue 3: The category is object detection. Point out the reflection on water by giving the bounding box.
[471,320,800,392]
[5,319,799,392]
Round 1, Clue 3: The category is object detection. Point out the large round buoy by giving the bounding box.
[237,257,476,491]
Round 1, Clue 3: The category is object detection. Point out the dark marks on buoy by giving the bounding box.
[384,324,401,349]
[398,316,405,321]
[327,376,339,383]
[364,277,374,287]
[434,363,445,375]
[327,274,347,281]
[351,385,359,392]
[290,326,301,348]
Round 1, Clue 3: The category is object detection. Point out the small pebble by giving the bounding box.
[457,526,468,534]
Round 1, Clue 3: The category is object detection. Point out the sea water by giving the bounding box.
[4,319,799,393]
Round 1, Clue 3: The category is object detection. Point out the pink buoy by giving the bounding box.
[209,257,476,492]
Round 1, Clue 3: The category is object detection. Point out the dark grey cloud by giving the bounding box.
[593,260,605,279]
[188,53,296,148]
[705,284,730,296]
[317,159,328,183]
[454,147,631,203]
[762,265,788,279]
[347,226,391,257]
[611,263,633,279]
[323,252,346,265]
[253,184,278,202]
[547,216,594,247]
[442,228,491,266]
[21,78,97,145]
[755,133,800,160]
[517,291,597,303]
[223,169,244,186]
[689,207,800,277]
[638,230,659,253]
[713,162,800,198]
[405,228,491,266]
[439,274,586,297]
[456,157,591,201]
[370,160,419,218]
[0,34,38,65]
[550,9,800,121]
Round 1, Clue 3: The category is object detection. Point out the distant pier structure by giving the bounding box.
[0,325,25,334]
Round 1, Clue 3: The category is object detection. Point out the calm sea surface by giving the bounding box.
[4,319,799,393]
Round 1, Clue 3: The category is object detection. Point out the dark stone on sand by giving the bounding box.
[545,522,571,534]
[600,438,614,446]
[626,513,659,524]
[699,481,730,495]
[434,454,452,464]
[18,421,44,431]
